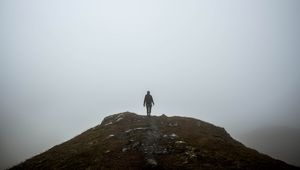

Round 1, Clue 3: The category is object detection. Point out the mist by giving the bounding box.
[1,0,300,169]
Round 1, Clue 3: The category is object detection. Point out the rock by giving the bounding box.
[125,129,133,133]
[135,127,148,130]
[175,140,186,144]
[104,134,114,140]
[88,141,96,145]
[132,141,140,149]
[146,158,158,167]
[154,146,168,154]
[104,122,113,126]
[125,127,148,133]
[170,133,178,139]
[115,117,123,122]
[122,148,129,152]
[185,150,196,159]
[168,122,178,127]
[115,114,124,120]
[160,114,167,118]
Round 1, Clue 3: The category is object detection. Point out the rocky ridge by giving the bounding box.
[10,112,299,170]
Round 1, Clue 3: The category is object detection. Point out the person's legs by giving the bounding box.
[146,105,149,116]
[146,104,152,116]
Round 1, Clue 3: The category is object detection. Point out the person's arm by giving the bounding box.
[143,96,146,107]
[151,96,154,105]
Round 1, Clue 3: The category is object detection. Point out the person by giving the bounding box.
[143,91,154,116]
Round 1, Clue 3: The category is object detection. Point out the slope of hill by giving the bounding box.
[10,112,299,170]
[238,126,300,167]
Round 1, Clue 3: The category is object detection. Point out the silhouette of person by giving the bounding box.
[144,91,154,116]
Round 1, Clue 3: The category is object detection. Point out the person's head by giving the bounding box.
[147,91,150,94]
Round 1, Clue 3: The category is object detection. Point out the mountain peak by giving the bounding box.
[10,112,299,169]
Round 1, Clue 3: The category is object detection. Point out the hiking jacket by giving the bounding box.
[144,94,154,105]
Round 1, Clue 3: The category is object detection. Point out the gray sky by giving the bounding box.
[1,0,300,169]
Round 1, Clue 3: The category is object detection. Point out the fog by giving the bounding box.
[1,0,300,169]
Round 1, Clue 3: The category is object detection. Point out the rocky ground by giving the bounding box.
[10,112,299,170]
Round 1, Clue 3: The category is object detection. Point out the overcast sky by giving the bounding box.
[1,0,300,169]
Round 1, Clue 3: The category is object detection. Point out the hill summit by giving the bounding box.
[10,112,299,170]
